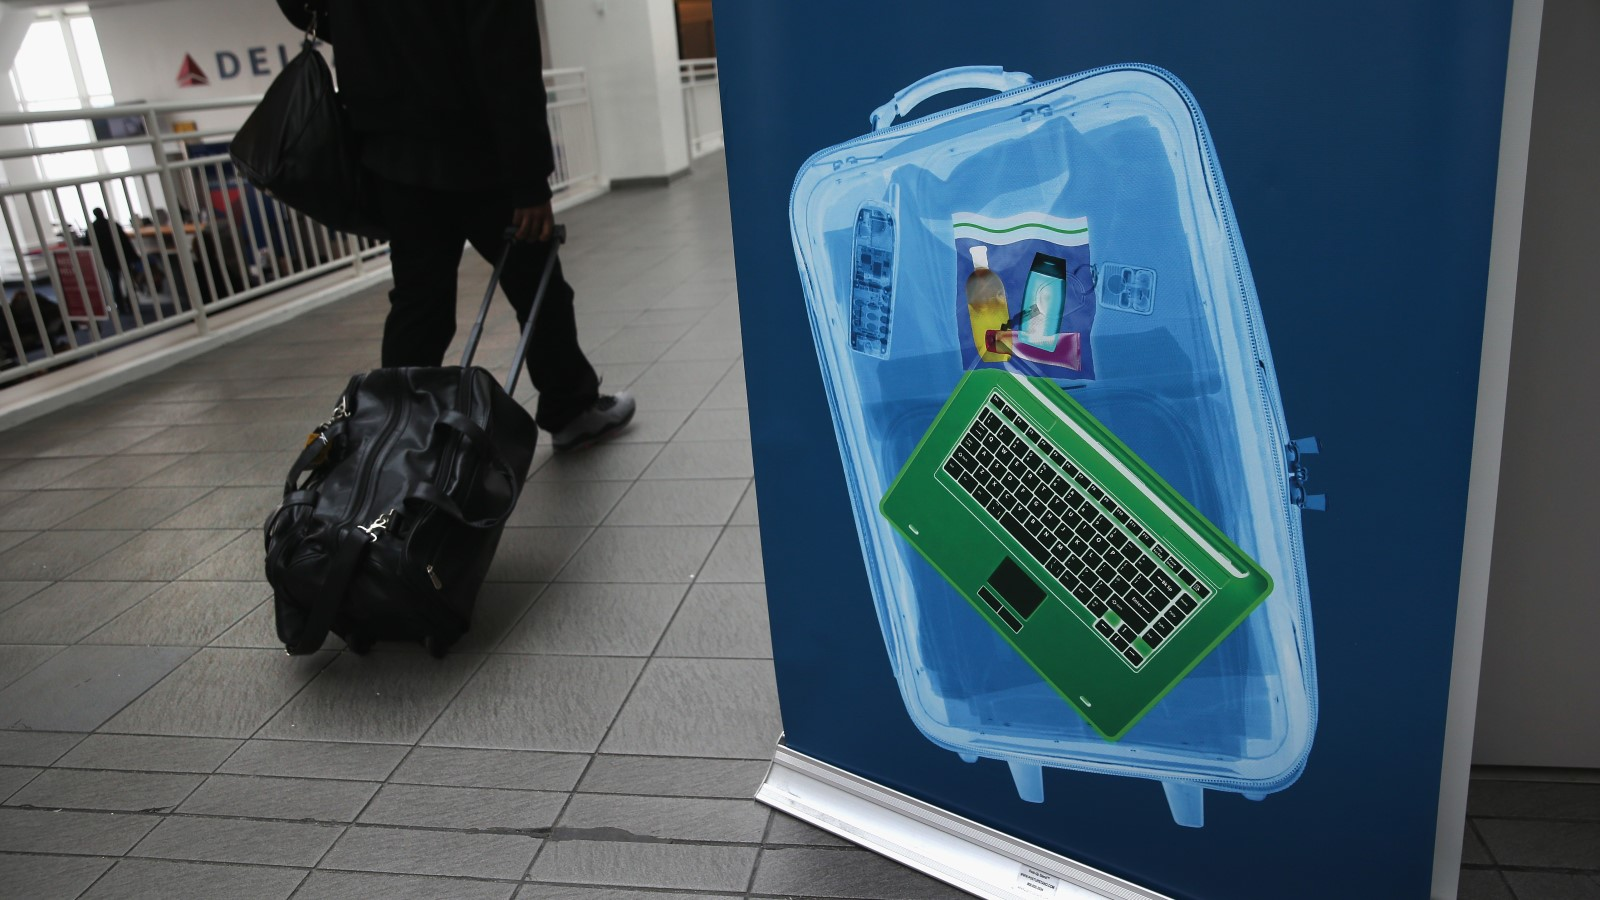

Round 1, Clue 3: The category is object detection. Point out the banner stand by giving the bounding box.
[757,742,1173,900]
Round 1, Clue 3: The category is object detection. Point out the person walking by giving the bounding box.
[276,0,634,450]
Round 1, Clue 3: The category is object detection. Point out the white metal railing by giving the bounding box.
[544,68,602,195]
[679,58,723,159]
[0,69,602,389]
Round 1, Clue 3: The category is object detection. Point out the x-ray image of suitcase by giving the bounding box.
[788,64,1322,827]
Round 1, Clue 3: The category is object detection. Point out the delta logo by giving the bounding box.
[176,54,209,88]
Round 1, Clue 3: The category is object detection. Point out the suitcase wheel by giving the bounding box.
[346,634,374,656]
[423,634,451,659]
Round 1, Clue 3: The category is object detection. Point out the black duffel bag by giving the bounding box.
[229,16,384,239]
[264,227,562,656]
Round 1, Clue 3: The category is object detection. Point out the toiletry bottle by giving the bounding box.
[965,246,1011,362]
[1019,253,1066,351]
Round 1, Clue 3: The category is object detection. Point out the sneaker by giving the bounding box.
[550,393,636,452]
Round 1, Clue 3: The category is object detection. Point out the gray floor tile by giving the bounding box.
[750,847,971,899]
[5,768,202,813]
[516,888,731,900]
[0,531,34,556]
[68,528,242,582]
[174,531,264,581]
[729,483,758,526]
[57,734,242,774]
[258,651,484,744]
[130,814,342,866]
[0,807,159,855]
[1457,869,1516,900]
[676,408,751,443]
[0,488,117,530]
[121,426,216,455]
[0,852,115,898]
[701,375,747,410]
[623,379,714,412]
[210,600,282,648]
[0,580,160,643]
[0,580,49,613]
[0,529,139,581]
[178,773,378,822]
[636,359,736,386]
[767,812,851,847]
[294,870,516,900]
[697,527,764,583]
[358,783,566,831]
[390,747,587,792]
[1503,872,1600,899]
[660,338,743,364]
[155,486,280,530]
[54,453,184,489]
[220,739,409,781]
[0,645,195,732]
[657,583,771,659]
[0,456,98,491]
[103,648,333,738]
[577,755,769,800]
[640,441,753,481]
[506,479,630,527]
[605,479,747,526]
[528,839,756,893]
[57,486,215,530]
[449,584,545,654]
[0,766,39,801]
[497,583,684,656]
[0,730,84,766]
[556,793,768,844]
[84,581,267,646]
[1475,818,1600,869]
[1467,780,1600,820]
[557,526,721,584]
[137,452,272,487]
[1462,822,1493,865]
[0,644,63,689]
[602,658,780,759]
[424,655,643,752]
[485,527,592,583]
[319,824,540,879]
[82,857,307,900]
[530,443,663,482]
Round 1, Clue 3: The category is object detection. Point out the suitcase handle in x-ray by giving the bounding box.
[869,66,1035,132]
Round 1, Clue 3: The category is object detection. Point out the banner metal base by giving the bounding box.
[756,742,1174,900]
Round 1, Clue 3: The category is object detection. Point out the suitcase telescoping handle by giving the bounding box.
[457,223,568,394]
[869,66,1035,132]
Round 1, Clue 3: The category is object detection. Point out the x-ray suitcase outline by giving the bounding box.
[788,64,1322,827]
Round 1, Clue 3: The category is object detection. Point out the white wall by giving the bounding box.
[1472,0,1600,768]
[543,0,689,183]
[91,0,306,132]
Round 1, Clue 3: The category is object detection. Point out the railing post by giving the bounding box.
[144,109,209,336]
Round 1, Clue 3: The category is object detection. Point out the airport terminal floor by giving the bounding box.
[0,154,1591,899]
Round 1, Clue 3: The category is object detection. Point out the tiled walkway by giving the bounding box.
[0,154,1593,899]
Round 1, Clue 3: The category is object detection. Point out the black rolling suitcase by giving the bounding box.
[265,226,564,657]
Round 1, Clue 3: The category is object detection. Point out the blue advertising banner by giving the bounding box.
[720,3,1519,897]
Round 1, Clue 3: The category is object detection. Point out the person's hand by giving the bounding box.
[511,201,554,243]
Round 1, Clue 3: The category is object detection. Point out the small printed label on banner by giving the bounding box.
[1016,864,1060,895]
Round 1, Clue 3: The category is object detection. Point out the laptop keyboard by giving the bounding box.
[940,392,1214,669]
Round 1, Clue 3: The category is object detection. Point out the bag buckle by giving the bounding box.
[357,508,396,542]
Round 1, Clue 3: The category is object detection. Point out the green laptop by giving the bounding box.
[880,369,1272,740]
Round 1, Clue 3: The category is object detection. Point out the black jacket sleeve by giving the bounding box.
[461,2,555,206]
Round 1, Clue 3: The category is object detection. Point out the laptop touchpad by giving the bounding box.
[987,557,1045,620]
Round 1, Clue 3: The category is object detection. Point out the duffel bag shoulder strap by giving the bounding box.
[284,524,368,656]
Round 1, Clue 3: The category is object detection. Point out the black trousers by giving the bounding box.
[373,175,599,432]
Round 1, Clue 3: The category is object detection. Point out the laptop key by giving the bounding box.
[1122,647,1144,666]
